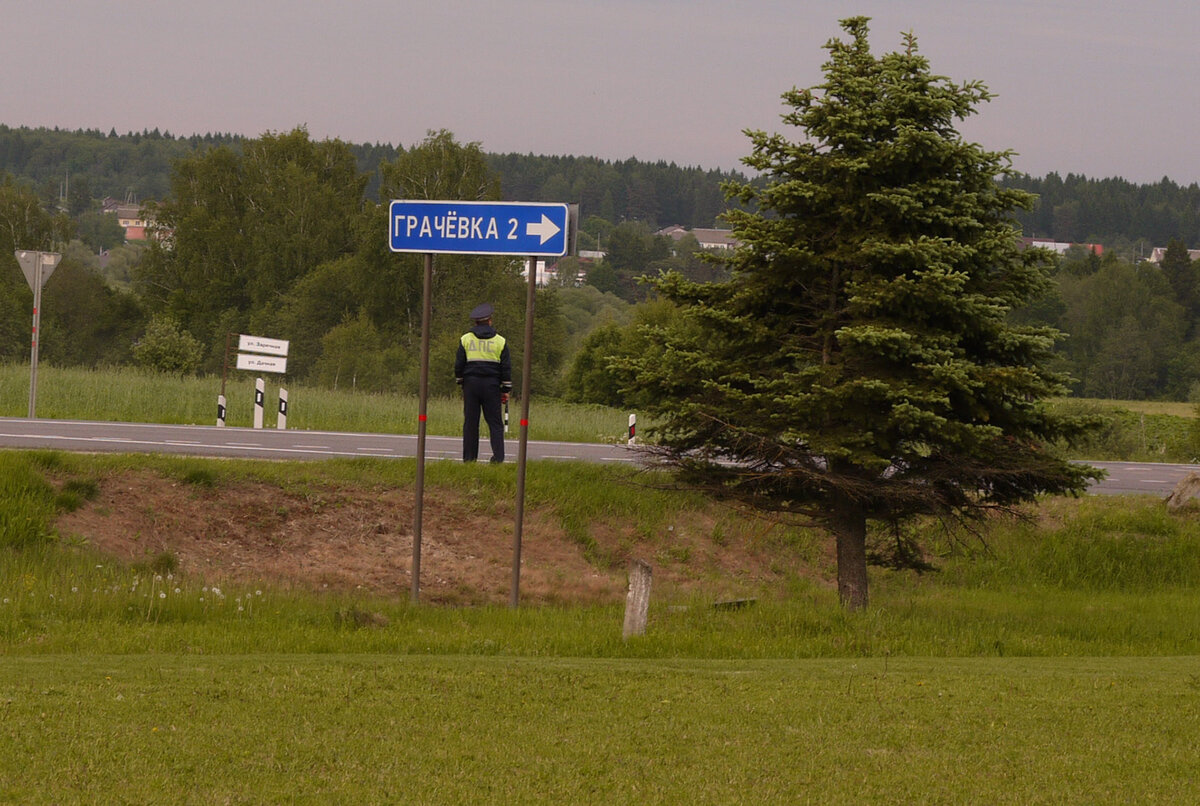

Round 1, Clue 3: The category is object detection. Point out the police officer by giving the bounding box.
[455,303,512,463]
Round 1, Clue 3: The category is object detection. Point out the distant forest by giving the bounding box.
[6,125,1200,248]
[1002,173,1200,254]
[0,125,738,229]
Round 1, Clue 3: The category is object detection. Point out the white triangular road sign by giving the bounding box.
[14,251,61,290]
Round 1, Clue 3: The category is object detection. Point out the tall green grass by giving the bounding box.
[0,363,632,443]
[1049,397,1198,462]
[0,453,57,549]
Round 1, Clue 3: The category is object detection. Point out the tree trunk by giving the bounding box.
[831,495,869,610]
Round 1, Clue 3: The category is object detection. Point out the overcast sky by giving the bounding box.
[4,0,1199,184]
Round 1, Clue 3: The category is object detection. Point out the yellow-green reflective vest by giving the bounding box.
[461,332,505,364]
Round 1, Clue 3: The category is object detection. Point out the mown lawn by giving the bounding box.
[3,654,1198,804]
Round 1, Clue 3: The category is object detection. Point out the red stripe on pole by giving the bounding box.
[520,419,529,427]
[418,414,427,422]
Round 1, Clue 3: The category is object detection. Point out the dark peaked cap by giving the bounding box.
[470,303,494,321]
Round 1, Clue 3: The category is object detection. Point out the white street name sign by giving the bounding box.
[236,353,288,373]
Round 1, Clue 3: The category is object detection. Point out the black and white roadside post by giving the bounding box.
[218,333,232,426]
[390,200,573,606]
[14,250,61,419]
[253,378,266,429]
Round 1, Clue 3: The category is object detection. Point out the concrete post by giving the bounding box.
[622,559,652,639]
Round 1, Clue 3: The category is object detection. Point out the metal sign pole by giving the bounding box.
[28,253,42,419]
[387,201,570,607]
[511,255,537,608]
[412,253,433,604]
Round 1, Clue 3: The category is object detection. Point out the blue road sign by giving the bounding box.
[389,200,570,257]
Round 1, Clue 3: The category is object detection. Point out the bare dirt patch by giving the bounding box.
[55,471,826,605]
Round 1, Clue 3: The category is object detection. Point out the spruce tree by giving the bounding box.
[626,17,1097,609]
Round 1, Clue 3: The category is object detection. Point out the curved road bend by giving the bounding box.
[0,418,1190,496]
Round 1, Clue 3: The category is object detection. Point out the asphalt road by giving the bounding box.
[0,417,1192,497]
[0,417,639,465]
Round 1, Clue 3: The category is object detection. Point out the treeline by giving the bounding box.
[10,125,1200,249]
[0,125,240,206]
[0,125,743,229]
[1003,173,1200,251]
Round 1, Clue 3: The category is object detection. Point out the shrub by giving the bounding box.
[132,315,204,375]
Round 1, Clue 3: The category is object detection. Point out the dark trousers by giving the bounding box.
[462,376,505,462]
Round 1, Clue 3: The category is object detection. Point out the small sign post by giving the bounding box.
[220,333,289,427]
[14,250,61,419]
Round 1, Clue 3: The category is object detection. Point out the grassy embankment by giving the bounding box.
[3,447,1200,802]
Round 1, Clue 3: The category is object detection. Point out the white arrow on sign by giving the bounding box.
[526,214,561,245]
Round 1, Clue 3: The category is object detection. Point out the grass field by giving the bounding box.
[1064,396,1198,418]
[0,364,632,444]
[3,449,1200,801]
[3,654,1197,804]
